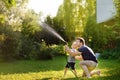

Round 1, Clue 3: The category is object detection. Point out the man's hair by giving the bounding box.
[76,37,85,45]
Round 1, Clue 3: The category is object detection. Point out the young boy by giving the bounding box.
[63,42,77,77]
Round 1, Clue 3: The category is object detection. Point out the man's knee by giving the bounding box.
[80,61,85,66]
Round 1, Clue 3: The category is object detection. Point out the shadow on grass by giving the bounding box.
[38,65,120,80]
[39,74,120,80]
[0,56,66,75]
[37,77,82,80]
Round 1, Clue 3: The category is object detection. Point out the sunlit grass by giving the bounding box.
[0,56,120,80]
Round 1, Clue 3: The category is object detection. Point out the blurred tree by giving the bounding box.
[83,16,114,52]
[19,9,41,59]
[0,0,16,23]
[0,0,28,61]
[113,0,120,48]
[0,24,19,61]
[83,0,120,53]
[2,0,16,8]
[57,0,96,41]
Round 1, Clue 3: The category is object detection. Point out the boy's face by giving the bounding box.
[71,42,78,49]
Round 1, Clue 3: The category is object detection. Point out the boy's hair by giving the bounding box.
[76,37,85,45]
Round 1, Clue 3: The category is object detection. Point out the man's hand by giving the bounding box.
[75,55,83,60]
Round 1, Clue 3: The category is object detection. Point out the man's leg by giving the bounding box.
[82,71,86,77]
[90,70,100,76]
[80,62,91,78]
[80,60,97,78]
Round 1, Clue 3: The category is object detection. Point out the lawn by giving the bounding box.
[0,56,120,80]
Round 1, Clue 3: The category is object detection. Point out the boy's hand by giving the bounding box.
[65,45,70,53]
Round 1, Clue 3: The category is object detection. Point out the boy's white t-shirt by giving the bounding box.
[68,49,76,63]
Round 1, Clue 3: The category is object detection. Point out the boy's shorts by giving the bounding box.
[65,62,75,70]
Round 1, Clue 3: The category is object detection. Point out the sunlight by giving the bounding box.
[27,0,63,19]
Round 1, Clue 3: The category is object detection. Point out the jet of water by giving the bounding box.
[39,22,66,43]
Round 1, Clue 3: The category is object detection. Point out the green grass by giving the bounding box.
[0,56,120,80]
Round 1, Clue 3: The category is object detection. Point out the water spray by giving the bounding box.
[39,21,67,44]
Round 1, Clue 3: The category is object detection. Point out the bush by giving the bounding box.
[37,41,53,60]
[18,36,36,59]
[0,26,19,61]
[50,44,65,56]
[100,48,120,60]
[18,36,65,60]
[36,42,65,60]
[38,48,53,60]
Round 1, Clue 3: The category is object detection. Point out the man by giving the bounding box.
[65,37,100,78]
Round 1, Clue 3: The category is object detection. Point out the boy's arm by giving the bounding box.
[65,45,81,56]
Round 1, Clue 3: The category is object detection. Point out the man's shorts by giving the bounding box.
[65,62,75,70]
[80,60,98,72]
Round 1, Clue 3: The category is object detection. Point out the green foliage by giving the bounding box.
[100,48,120,60]
[37,41,53,60]
[21,10,40,36]
[19,36,35,59]
[36,42,65,60]
[0,14,5,24]
[99,0,120,60]
[18,9,41,60]
[114,0,120,48]
[0,0,29,61]
[83,16,115,52]
[0,25,19,61]
[18,38,65,60]
[2,0,16,8]
[57,0,96,41]
[0,1,6,24]
[50,44,65,56]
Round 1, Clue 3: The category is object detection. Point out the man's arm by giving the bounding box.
[65,45,81,56]
[75,55,83,60]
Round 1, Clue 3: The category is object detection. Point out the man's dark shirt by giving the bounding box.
[78,45,98,63]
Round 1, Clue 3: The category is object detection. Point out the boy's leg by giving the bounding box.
[63,68,68,77]
[72,69,77,76]
[70,63,78,77]
[64,63,69,77]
